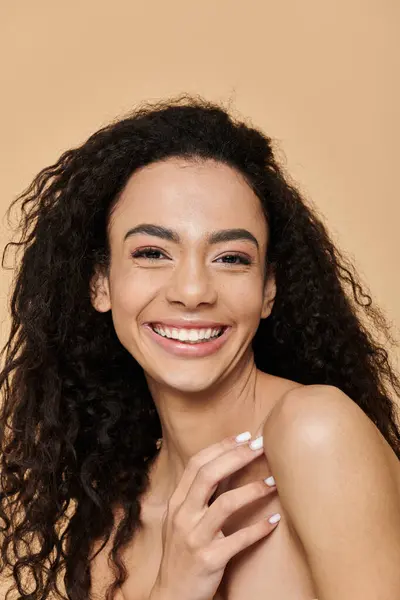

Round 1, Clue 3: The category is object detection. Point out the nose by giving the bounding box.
[165,255,218,309]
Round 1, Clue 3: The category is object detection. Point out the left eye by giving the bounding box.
[216,254,251,265]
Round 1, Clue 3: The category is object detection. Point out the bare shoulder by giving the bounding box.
[261,384,400,597]
[263,383,400,486]
[252,372,305,436]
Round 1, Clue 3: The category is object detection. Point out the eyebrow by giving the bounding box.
[123,223,259,250]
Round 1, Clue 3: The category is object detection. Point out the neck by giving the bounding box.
[142,356,273,507]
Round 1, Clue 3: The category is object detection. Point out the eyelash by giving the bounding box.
[131,247,252,266]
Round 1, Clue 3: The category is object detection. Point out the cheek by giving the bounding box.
[108,274,152,348]
[229,279,265,315]
[225,280,266,340]
[110,269,157,315]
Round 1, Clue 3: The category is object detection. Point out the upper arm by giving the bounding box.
[263,384,400,600]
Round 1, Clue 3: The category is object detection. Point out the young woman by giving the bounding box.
[1,95,399,600]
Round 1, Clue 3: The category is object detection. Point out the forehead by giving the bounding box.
[109,158,267,242]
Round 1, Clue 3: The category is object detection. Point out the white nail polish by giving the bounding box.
[235,431,252,443]
[268,513,281,524]
[249,435,263,450]
[264,476,275,487]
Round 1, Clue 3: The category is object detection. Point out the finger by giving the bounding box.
[211,512,281,568]
[193,478,276,546]
[181,442,265,512]
[169,432,252,507]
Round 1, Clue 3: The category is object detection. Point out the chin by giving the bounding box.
[146,367,225,395]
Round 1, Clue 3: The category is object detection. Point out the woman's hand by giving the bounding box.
[150,433,280,600]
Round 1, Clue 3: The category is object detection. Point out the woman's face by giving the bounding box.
[92,157,275,393]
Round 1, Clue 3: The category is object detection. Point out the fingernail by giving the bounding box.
[249,435,263,450]
[235,431,252,443]
[268,513,281,524]
[264,476,275,487]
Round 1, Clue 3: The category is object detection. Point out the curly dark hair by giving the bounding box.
[1,93,399,600]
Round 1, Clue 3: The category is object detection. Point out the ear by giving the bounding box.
[261,268,276,319]
[90,266,111,313]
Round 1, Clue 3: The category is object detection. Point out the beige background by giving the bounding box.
[0,1,399,595]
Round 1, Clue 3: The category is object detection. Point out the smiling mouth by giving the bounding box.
[149,324,228,344]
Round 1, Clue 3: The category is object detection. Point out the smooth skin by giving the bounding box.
[261,384,400,600]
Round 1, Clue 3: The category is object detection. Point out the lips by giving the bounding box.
[143,323,232,358]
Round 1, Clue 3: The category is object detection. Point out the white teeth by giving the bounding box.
[188,330,198,342]
[151,325,223,342]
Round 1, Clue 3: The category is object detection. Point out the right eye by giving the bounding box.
[131,247,168,261]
